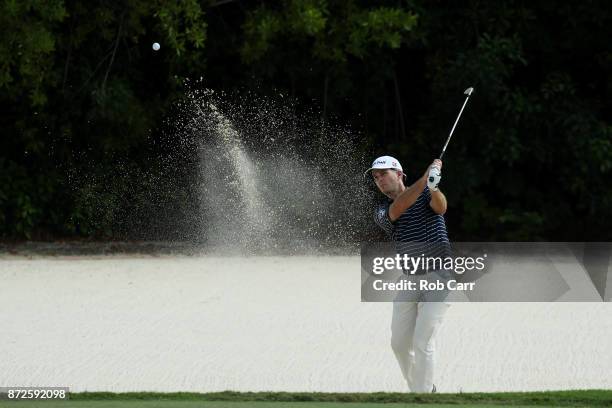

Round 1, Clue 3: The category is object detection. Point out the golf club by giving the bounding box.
[439,86,474,160]
[428,87,474,189]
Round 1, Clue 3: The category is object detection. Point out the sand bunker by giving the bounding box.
[1,255,611,392]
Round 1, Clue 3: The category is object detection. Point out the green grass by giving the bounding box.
[0,402,568,408]
[1,391,610,408]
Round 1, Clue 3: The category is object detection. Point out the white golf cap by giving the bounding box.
[364,155,403,176]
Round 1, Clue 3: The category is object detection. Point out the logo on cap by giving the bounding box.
[364,155,403,176]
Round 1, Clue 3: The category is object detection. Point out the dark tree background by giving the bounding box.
[1,0,610,241]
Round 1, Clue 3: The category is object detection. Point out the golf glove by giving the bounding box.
[427,166,441,191]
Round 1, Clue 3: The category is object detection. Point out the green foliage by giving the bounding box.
[242,1,418,63]
[89,78,152,151]
[0,0,66,106]
[0,0,610,241]
[242,7,283,63]
[155,0,207,56]
[0,159,61,239]
[0,0,209,238]
[345,7,418,57]
[415,0,611,240]
[287,0,327,36]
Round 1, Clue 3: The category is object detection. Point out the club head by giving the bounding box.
[464,87,474,95]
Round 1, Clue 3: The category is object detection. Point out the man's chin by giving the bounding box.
[381,188,394,197]
[377,185,395,197]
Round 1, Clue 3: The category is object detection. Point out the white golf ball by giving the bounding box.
[152,42,160,51]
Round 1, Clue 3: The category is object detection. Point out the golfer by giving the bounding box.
[366,155,451,393]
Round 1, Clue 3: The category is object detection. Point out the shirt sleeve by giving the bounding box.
[373,202,394,237]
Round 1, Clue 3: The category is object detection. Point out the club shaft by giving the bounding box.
[440,93,472,159]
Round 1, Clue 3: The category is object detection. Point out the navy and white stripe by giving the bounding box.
[374,187,451,263]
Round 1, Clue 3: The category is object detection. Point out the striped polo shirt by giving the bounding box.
[374,186,451,271]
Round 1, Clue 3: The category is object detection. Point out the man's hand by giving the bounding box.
[423,159,442,176]
[426,159,443,191]
[426,160,447,214]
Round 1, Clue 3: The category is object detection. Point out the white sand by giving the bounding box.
[1,255,611,393]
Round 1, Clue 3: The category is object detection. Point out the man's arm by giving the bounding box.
[388,175,427,221]
[429,189,447,215]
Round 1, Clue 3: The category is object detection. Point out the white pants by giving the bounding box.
[391,301,450,392]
